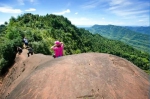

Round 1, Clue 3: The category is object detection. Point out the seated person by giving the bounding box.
[51,41,64,58]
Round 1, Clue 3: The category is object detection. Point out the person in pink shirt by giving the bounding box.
[51,41,64,58]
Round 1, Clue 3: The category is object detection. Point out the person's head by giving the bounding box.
[54,41,61,47]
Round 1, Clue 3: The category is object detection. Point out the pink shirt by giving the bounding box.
[52,44,64,58]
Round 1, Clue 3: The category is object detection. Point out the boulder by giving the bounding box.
[0,53,149,99]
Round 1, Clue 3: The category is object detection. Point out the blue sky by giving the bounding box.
[0,0,149,26]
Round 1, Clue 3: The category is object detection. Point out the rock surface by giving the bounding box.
[0,50,149,99]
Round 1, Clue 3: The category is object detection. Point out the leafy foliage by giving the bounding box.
[0,13,149,75]
[0,39,21,75]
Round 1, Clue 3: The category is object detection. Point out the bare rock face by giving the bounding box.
[0,53,149,99]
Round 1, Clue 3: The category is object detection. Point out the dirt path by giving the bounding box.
[15,49,28,62]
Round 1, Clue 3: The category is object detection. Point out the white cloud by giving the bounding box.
[17,0,38,5]
[110,9,149,17]
[68,17,92,25]
[80,17,89,21]
[0,21,4,25]
[138,20,144,22]
[18,0,25,5]
[30,0,34,3]
[81,0,100,9]
[53,9,70,15]
[68,17,127,26]
[29,0,39,4]
[75,12,78,15]
[25,8,36,12]
[0,7,22,13]
[102,18,105,20]
[108,0,149,16]
[109,0,128,6]
[81,0,109,9]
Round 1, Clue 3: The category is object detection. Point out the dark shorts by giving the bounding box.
[25,42,28,46]
[27,52,33,57]
[53,55,56,58]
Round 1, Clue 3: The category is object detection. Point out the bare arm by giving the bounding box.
[51,45,56,49]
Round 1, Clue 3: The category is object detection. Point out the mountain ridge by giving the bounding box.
[86,24,150,53]
[124,26,150,35]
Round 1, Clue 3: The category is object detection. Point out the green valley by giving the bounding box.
[86,25,150,53]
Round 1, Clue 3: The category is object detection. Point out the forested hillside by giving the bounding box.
[124,26,150,35]
[0,13,149,75]
[86,25,150,53]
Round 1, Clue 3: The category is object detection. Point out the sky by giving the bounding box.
[0,0,149,26]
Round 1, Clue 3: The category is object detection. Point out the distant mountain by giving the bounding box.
[86,25,150,53]
[124,26,150,35]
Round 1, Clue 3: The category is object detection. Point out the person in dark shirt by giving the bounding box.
[27,46,33,57]
[17,46,22,55]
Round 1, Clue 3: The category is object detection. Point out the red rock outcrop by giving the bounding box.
[0,51,149,99]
